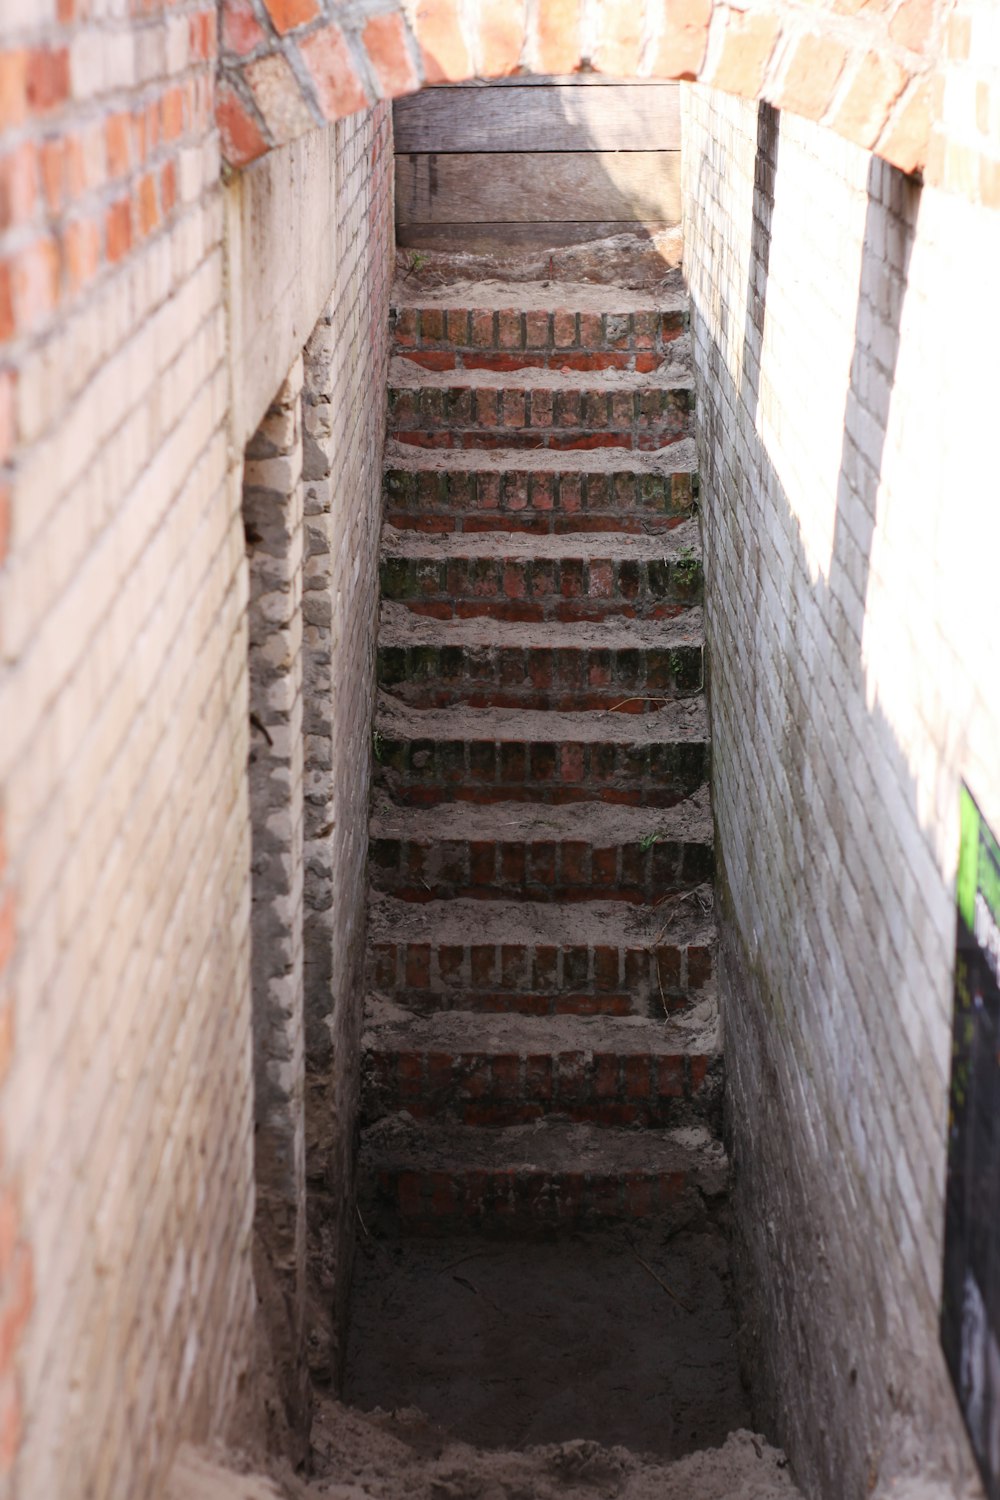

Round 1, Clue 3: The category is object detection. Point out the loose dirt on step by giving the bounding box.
[394,230,684,290]
[170,1414,982,1500]
[383,436,698,472]
[170,1407,804,1500]
[309,1402,803,1500]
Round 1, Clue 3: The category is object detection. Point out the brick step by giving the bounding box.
[367,890,715,1018]
[357,1116,728,1235]
[388,364,694,452]
[373,696,709,809]
[377,607,703,710]
[390,281,686,365]
[383,446,698,535]
[391,278,689,374]
[361,1004,720,1129]
[379,520,702,623]
[369,792,713,905]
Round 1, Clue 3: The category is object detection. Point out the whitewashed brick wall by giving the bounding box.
[0,52,393,1500]
[0,131,256,1500]
[683,84,1000,1500]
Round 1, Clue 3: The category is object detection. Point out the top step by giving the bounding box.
[392,278,689,374]
[392,278,689,315]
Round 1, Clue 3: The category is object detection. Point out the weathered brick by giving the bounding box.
[876,74,940,174]
[594,0,643,75]
[533,0,581,74]
[650,0,712,78]
[363,12,420,97]
[263,0,319,34]
[705,11,780,98]
[775,32,847,122]
[299,24,369,121]
[216,82,268,165]
[832,51,907,149]
[412,0,471,83]
[478,0,525,75]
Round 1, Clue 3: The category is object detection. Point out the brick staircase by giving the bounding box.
[358,268,723,1242]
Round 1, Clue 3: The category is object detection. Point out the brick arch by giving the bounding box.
[216,0,994,204]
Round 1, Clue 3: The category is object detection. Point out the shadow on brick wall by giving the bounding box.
[691,114,979,1500]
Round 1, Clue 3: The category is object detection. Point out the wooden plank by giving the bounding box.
[396,220,676,252]
[395,152,681,225]
[393,84,680,152]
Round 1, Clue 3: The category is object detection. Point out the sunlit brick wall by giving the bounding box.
[683,83,1000,1500]
[0,0,393,1493]
[0,5,255,1500]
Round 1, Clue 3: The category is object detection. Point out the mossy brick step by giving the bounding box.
[366,891,715,1019]
[357,1116,728,1235]
[383,445,698,535]
[388,368,694,453]
[372,697,709,810]
[376,606,704,711]
[368,791,713,905]
[361,1005,720,1130]
[379,521,703,623]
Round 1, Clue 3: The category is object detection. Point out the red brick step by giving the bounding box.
[361,1006,720,1129]
[366,891,716,1019]
[376,608,704,711]
[389,365,695,452]
[392,301,687,375]
[379,522,703,623]
[362,262,723,1247]
[383,448,698,535]
[391,277,688,365]
[372,697,709,810]
[358,1116,728,1235]
[368,792,713,904]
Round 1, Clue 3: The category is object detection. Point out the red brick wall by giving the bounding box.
[216,0,1000,209]
[0,1,215,355]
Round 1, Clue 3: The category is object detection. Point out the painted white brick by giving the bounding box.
[684,83,1000,1500]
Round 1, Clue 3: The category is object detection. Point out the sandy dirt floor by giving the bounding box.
[343,1226,746,1457]
[170,1404,804,1500]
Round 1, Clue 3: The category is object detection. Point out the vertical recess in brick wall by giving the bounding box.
[298,105,394,1384]
[301,306,337,1153]
[242,356,310,1442]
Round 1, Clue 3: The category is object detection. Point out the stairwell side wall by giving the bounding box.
[0,14,254,1496]
[682,84,1000,1500]
[0,44,391,1499]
